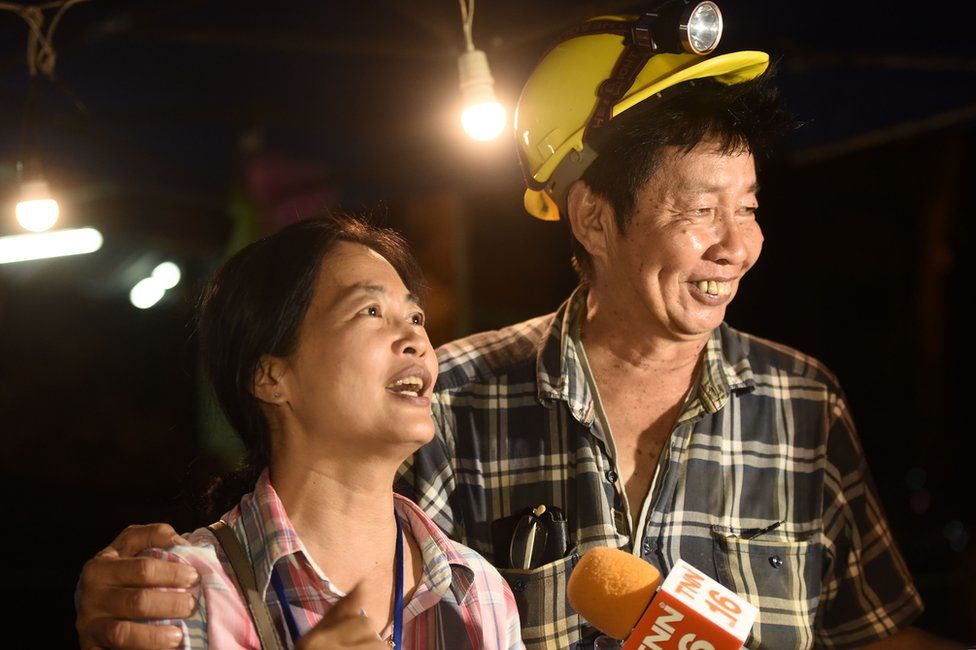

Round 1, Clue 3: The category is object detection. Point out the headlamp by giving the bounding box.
[680,2,723,55]
[635,0,724,55]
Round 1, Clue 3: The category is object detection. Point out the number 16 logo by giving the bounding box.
[677,633,715,650]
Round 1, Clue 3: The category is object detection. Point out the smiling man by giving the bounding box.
[393,17,953,650]
[76,9,962,650]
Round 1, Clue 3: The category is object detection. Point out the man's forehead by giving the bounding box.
[652,148,758,193]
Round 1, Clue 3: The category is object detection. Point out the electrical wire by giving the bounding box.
[457,0,475,51]
[0,0,91,79]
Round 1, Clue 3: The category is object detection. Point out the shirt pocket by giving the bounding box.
[711,527,822,649]
[497,550,581,648]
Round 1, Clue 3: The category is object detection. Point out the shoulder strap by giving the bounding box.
[207,520,285,650]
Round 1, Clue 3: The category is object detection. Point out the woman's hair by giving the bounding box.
[199,214,425,516]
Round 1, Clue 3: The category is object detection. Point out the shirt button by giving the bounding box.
[594,635,622,649]
[512,578,527,592]
[605,469,618,483]
[769,555,784,569]
[641,539,652,555]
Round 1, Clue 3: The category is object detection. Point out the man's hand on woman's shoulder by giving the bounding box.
[76,523,199,650]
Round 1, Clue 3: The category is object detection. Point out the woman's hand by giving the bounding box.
[296,584,390,650]
[76,524,198,649]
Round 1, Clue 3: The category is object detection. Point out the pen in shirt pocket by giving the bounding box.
[739,520,784,539]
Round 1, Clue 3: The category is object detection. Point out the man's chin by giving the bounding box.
[669,309,726,339]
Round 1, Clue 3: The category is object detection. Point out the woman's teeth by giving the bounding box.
[387,376,424,397]
[696,280,731,296]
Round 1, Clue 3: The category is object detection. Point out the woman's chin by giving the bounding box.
[378,422,436,452]
[401,425,436,448]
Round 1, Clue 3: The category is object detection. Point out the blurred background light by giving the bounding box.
[151,261,181,289]
[0,227,102,264]
[129,276,166,309]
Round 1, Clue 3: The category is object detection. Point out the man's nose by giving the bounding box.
[708,212,749,266]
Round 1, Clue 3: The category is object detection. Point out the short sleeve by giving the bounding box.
[814,388,924,647]
[396,394,462,539]
[138,539,256,649]
[139,548,209,649]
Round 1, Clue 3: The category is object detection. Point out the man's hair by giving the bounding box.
[572,70,795,283]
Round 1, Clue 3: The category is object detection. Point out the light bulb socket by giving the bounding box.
[20,178,53,201]
[458,49,498,105]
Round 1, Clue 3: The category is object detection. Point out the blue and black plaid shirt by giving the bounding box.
[397,288,922,649]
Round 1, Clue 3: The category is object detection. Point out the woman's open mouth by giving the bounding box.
[385,365,432,404]
[386,376,424,398]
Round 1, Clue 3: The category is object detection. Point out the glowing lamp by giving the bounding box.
[458,49,506,141]
[16,179,60,232]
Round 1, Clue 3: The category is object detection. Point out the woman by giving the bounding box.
[146,216,522,649]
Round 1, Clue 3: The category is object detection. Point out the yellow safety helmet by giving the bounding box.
[515,10,769,221]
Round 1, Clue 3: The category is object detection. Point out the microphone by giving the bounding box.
[567,548,757,650]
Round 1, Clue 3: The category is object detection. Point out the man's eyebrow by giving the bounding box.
[337,282,420,305]
[679,181,761,194]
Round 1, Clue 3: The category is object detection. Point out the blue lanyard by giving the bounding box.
[392,511,405,649]
[271,511,405,649]
[270,569,302,644]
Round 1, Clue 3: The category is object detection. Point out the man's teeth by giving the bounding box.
[696,280,732,296]
[388,376,424,396]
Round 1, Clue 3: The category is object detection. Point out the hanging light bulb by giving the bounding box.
[456,0,505,142]
[16,177,60,232]
[459,49,506,141]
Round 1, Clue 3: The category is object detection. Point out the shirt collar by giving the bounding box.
[689,324,757,418]
[535,286,596,425]
[226,470,476,603]
[534,286,757,422]
[393,494,477,604]
[228,469,329,599]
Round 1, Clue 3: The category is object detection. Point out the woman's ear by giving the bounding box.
[566,180,617,268]
[253,355,288,405]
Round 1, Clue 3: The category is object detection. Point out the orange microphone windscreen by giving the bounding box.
[567,547,662,640]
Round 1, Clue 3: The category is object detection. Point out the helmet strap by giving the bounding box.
[584,14,659,143]
[518,13,668,206]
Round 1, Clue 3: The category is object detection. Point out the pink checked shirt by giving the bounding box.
[147,470,522,649]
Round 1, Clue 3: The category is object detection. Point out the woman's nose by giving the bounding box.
[395,324,429,357]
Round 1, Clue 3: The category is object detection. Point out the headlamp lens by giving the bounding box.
[685,2,722,54]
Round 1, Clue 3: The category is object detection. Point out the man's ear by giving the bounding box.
[253,355,288,405]
[566,180,617,267]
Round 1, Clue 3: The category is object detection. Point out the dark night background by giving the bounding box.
[1,0,974,646]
